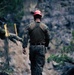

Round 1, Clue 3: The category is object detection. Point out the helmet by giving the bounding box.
[34,10,42,17]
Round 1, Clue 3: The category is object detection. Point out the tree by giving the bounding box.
[0,0,24,20]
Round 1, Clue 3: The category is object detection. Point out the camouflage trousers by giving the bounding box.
[29,45,46,75]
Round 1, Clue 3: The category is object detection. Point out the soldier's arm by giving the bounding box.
[22,28,29,48]
[22,28,29,54]
[45,26,50,47]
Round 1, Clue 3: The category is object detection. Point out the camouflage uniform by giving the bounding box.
[22,21,50,75]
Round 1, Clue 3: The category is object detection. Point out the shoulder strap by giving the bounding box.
[29,22,36,30]
[39,22,48,31]
[29,22,48,31]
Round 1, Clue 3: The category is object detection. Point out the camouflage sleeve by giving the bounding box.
[44,25,50,47]
[22,27,29,48]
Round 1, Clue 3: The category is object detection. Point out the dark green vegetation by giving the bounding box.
[47,31,74,75]
[0,0,24,19]
[0,0,24,34]
[47,31,74,63]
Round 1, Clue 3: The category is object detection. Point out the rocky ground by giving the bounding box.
[0,39,60,75]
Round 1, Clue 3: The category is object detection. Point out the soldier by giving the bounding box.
[22,10,50,75]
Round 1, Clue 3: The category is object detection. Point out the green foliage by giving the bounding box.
[0,0,24,18]
[47,31,74,64]
[0,62,13,74]
[0,0,24,34]
[61,31,74,54]
[47,54,73,64]
[0,67,13,75]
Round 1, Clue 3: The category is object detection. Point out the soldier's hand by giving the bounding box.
[23,48,27,54]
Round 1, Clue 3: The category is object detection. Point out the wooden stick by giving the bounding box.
[14,23,18,36]
[4,24,9,37]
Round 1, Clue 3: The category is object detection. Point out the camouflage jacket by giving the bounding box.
[22,21,50,48]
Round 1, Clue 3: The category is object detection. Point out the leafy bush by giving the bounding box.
[0,0,24,17]
[47,54,73,64]
[47,31,74,64]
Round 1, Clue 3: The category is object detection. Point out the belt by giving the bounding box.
[30,42,45,45]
